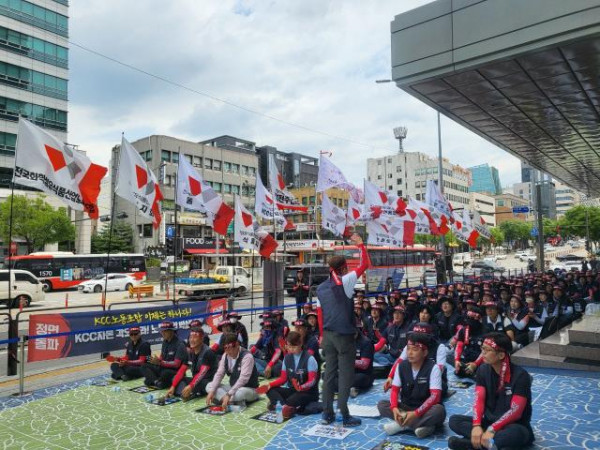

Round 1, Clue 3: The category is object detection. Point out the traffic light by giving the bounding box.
[165,237,174,254]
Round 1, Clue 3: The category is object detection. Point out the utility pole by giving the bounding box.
[536,183,545,272]
[437,112,447,281]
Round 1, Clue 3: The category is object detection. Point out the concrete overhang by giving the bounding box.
[391,0,600,196]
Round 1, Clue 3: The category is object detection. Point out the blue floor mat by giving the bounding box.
[265,366,600,450]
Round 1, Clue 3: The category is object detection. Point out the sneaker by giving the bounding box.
[121,375,131,381]
[320,413,335,425]
[282,405,296,419]
[383,421,408,435]
[342,415,362,427]
[349,387,359,398]
[448,436,472,450]
[415,426,435,439]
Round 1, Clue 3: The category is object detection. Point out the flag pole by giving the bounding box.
[173,148,180,304]
[103,136,122,307]
[271,185,279,306]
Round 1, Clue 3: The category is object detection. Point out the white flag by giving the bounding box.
[268,154,307,211]
[234,196,278,258]
[176,157,233,235]
[363,180,408,220]
[346,196,365,226]
[115,137,163,228]
[14,118,107,218]
[254,175,287,228]
[425,180,452,234]
[321,193,347,237]
[472,210,491,240]
[366,217,415,247]
[316,155,363,202]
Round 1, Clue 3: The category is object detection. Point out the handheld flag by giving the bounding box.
[234,196,278,258]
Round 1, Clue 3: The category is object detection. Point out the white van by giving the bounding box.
[453,253,472,267]
[0,270,45,308]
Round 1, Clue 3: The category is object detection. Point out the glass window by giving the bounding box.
[231,163,239,174]
[213,160,221,171]
[161,150,170,162]
[204,158,212,169]
[185,154,192,163]
[223,184,231,193]
[309,196,315,205]
[249,167,256,177]
[232,185,240,194]
[213,182,221,192]
[171,152,179,164]
[223,162,231,172]
[193,156,202,167]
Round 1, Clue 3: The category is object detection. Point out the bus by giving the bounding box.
[6,253,147,291]
[333,245,436,292]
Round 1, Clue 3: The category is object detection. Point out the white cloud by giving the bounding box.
[68,0,521,186]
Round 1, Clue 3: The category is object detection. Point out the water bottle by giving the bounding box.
[112,386,121,393]
[275,401,283,423]
[144,393,155,403]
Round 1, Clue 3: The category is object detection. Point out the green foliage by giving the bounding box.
[91,221,134,253]
[0,195,75,253]
[498,220,532,248]
[145,257,161,268]
[559,206,600,242]
[490,227,505,246]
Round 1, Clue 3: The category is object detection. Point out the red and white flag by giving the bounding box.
[406,197,438,235]
[176,157,234,235]
[425,180,452,234]
[346,196,365,226]
[254,175,287,228]
[363,180,407,219]
[472,210,491,240]
[317,154,363,202]
[268,154,307,212]
[234,196,278,258]
[115,137,163,228]
[366,217,415,247]
[321,193,347,237]
[13,118,107,218]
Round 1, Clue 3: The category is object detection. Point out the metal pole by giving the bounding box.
[173,150,180,304]
[437,112,447,281]
[536,184,544,272]
[18,335,26,395]
[585,207,590,253]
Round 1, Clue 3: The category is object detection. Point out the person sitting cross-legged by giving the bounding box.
[448,332,535,450]
[377,332,446,439]
[255,331,319,419]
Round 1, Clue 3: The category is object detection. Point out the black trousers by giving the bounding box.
[110,363,143,380]
[267,386,318,409]
[449,414,534,449]
[141,363,178,387]
[332,372,373,391]
[322,331,355,417]
[173,376,211,396]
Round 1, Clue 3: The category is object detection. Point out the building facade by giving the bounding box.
[513,180,557,219]
[111,135,259,253]
[256,146,318,189]
[469,191,496,226]
[493,193,531,224]
[554,181,582,217]
[367,151,471,209]
[468,163,501,195]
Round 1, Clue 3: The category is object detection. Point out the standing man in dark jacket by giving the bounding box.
[316,233,370,427]
[292,270,310,318]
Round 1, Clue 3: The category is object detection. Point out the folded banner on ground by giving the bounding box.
[27,299,226,362]
[176,157,234,235]
[13,118,107,218]
[116,137,163,228]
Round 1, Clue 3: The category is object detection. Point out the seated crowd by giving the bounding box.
[107,267,597,450]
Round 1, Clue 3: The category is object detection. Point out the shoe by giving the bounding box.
[154,381,166,389]
[282,405,296,419]
[342,415,362,427]
[448,436,472,450]
[415,426,435,438]
[320,413,335,425]
[383,421,408,435]
[349,387,359,398]
[121,375,131,381]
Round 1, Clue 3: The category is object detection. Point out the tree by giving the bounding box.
[490,227,505,246]
[499,220,532,249]
[91,221,135,253]
[0,195,75,254]
[559,206,600,249]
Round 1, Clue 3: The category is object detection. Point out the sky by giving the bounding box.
[68,0,522,189]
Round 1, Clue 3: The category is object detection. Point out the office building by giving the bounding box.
[367,151,471,209]
[468,163,501,195]
[469,191,496,226]
[111,135,259,254]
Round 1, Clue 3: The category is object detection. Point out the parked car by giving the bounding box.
[551,260,582,272]
[556,254,585,262]
[495,254,507,260]
[471,260,506,273]
[78,274,139,293]
[483,256,498,264]
[0,269,44,307]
